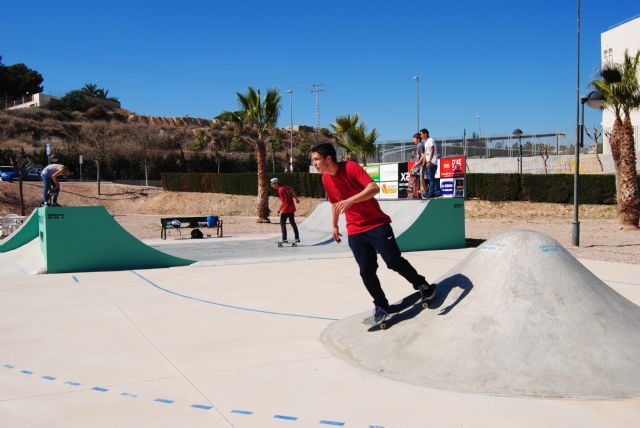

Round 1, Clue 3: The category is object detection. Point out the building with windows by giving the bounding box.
[601,15,640,154]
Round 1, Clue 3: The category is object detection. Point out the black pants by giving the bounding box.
[280,213,299,241]
[348,223,426,310]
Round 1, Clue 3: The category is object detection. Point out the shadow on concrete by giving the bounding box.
[366,275,474,331]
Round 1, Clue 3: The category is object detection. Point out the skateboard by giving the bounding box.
[277,241,298,247]
[41,187,60,207]
[362,285,437,330]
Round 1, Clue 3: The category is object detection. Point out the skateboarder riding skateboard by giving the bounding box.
[270,177,300,246]
[311,143,436,325]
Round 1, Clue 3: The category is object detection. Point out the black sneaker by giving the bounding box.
[418,283,436,301]
[280,239,289,244]
[295,238,300,243]
[373,306,388,324]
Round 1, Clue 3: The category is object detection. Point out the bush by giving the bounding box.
[161,172,325,198]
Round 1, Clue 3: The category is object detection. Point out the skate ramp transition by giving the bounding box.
[0,206,194,274]
[0,210,39,253]
[298,198,465,251]
[321,230,640,399]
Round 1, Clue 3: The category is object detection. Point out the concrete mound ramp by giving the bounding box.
[321,230,640,399]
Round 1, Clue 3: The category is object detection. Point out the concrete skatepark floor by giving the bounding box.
[1,244,640,427]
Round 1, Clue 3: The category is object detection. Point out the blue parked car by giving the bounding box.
[0,166,18,182]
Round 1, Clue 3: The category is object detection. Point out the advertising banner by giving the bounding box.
[379,182,399,199]
[364,165,380,181]
[397,163,409,199]
[440,179,455,197]
[439,156,465,179]
[379,163,398,182]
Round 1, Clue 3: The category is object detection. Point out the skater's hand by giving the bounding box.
[332,226,342,243]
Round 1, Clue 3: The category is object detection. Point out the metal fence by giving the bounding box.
[367,131,571,164]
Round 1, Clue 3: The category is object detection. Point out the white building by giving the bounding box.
[601,16,640,154]
[6,93,59,110]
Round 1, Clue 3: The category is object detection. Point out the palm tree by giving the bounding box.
[81,83,99,97]
[233,87,281,222]
[330,113,378,164]
[591,49,640,229]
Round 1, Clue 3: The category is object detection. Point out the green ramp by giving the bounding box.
[38,206,194,273]
[0,210,39,253]
[395,198,465,251]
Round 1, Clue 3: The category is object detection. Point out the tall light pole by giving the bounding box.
[513,128,523,174]
[475,115,482,137]
[412,76,420,131]
[286,90,294,172]
[573,90,605,246]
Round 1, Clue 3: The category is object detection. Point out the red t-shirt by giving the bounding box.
[321,161,391,235]
[278,185,296,214]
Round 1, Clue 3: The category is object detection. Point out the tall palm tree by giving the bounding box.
[331,113,378,164]
[234,87,281,222]
[591,50,640,228]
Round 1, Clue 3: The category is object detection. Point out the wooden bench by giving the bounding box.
[160,216,223,240]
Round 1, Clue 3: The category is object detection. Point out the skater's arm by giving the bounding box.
[51,167,65,187]
[334,182,379,214]
[331,204,342,243]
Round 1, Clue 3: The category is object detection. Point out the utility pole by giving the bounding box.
[311,84,324,130]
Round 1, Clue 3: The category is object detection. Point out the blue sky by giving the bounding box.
[1,1,638,142]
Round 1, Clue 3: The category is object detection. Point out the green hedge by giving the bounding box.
[465,173,627,204]
[163,172,635,204]
[161,172,326,198]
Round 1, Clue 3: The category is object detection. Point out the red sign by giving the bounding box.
[439,156,465,179]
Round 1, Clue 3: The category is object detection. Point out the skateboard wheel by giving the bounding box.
[379,322,387,330]
[277,243,283,247]
[292,243,297,247]
[421,302,428,309]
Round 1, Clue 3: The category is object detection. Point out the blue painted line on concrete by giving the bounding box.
[231,409,254,415]
[21,370,33,375]
[3,364,14,369]
[192,404,212,410]
[92,387,109,392]
[65,381,81,386]
[41,375,56,381]
[274,414,298,421]
[320,421,345,426]
[369,425,385,428]
[154,398,174,404]
[121,392,138,398]
[72,275,80,283]
[130,270,338,321]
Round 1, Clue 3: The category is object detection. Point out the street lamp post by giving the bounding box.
[286,90,293,172]
[573,90,605,246]
[513,128,523,173]
[412,76,419,131]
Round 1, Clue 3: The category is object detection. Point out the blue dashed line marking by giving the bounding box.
[231,409,254,415]
[539,244,561,253]
[1,361,385,426]
[274,414,298,421]
[192,404,212,410]
[72,275,80,283]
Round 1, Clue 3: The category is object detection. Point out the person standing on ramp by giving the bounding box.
[310,143,436,324]
[270,177,300,245]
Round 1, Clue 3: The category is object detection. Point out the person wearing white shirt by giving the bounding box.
[420,128,441,198]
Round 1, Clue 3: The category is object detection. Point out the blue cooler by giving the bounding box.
[206,215,219,227]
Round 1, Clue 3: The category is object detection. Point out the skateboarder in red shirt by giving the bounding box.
[270,177,300,245]
[311,143,436,324]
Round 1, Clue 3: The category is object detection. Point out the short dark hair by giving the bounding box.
[412,132,421,139]
[311,143,337,163]
[420,128,429,135]
[64,164,75,174]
